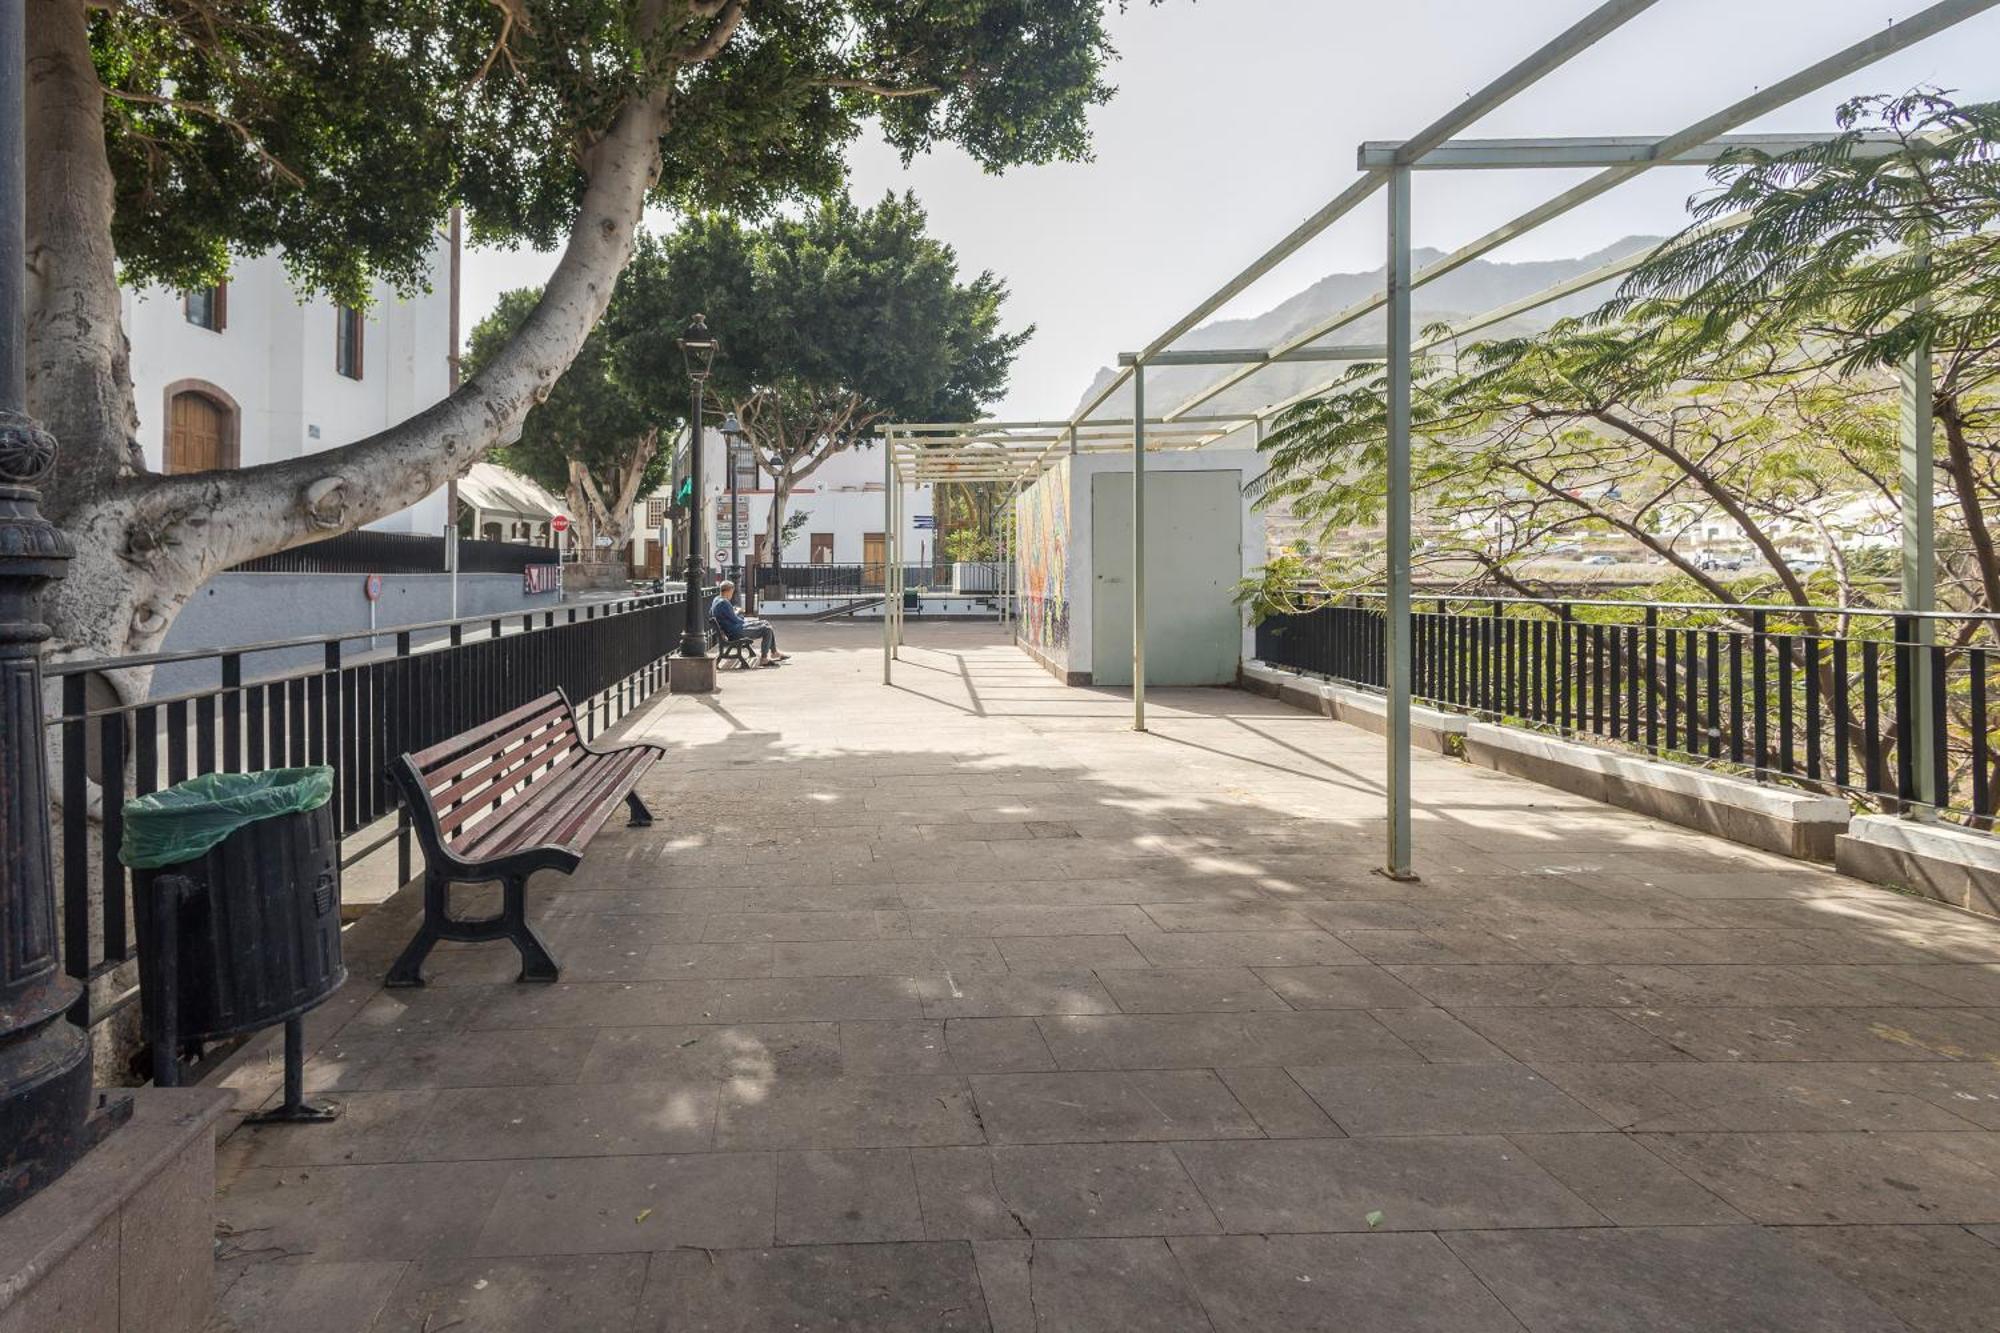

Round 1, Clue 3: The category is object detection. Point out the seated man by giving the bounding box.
[710,580,787,665]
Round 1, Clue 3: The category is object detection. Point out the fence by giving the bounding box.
[47,591,689,1045]
[744,561,1005,599]
[1255,592,2000,826]
[230,528,554,575]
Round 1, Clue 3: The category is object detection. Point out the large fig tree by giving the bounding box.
[26,0,1159,672]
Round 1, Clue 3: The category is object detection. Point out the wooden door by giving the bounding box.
[862,532,885,589]
[166,391,229,474]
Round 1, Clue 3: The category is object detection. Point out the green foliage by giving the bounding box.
[464,283,671,502]
[616,192,1029,475]
[1255,92,2000,618]
[91,0,1168,304]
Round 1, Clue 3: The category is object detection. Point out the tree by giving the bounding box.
[27,0,1163,673]
[465,285,671,565]
[615,193,1028,566]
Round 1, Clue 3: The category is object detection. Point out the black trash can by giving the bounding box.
[125,767,344,1123]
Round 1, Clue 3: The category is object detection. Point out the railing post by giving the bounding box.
[1750,609,1768,781]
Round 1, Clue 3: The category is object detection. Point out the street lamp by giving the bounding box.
[675,314,716,658]
[720,412,745,591]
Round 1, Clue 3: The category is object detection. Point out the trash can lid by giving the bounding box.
[120,766,335,869]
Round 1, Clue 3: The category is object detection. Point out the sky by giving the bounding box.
[460,0,2000,421]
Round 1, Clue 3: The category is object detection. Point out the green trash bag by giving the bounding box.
[120,766,335,869]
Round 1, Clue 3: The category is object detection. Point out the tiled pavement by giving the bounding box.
[209,622,2000,1331]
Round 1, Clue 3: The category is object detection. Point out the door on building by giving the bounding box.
[862,533,886,589]
[165,390,234,474]
[1090,470,1242,687]
[810,533,834,564]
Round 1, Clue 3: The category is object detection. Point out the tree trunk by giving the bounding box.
[765,474,793,569]
[25,0,674,676]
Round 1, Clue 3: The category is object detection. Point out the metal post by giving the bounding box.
[728,440,740,589]
[1383,166,1418,879]
[1901,304,1937,816]
[1012,474,1025,638]
[0,0,106,1214]
[1132,366,1148,732]
[888,440,896,680]
[890,460,902,654]
[678,382,708,656]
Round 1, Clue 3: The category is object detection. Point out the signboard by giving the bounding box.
[913,514,937,530]
[362,573,383,602]
[551,513,570,533]
[524,564,560,594]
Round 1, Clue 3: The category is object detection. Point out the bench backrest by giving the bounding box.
[401,691,580,851]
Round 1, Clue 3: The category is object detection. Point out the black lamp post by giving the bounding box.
[676,315,716,658]
[0,0,101,1215]
[720,411,744,588]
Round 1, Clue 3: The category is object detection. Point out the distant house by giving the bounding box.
[627,429,935,579]
[122,224,459,536]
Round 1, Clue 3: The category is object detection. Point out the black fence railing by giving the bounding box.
[230,528,554,575]
[47,591,687,1044]
[744,561,1005,598]
[1256,592,2000,826]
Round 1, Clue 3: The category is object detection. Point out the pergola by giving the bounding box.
[883,0,1994,879]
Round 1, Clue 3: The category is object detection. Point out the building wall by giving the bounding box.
[631,439,937,574]
[1064,449,1266,681]
[1017,459,1071,662]
[122,237,455,536]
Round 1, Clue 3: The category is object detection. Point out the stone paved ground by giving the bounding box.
[208,621,2000,1332]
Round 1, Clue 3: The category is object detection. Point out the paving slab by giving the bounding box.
[210,623,2000,1332]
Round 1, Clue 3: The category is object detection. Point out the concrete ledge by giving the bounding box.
[1323,684,1467,756]
[1837,814,2000,915]
[1018,637,1090,686]
[1464,722,1850,861]
[0,1087,232,1333]
[1239,664,1465,753]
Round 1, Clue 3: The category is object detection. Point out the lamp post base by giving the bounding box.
[668,655,718,694]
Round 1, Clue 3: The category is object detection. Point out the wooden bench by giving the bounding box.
[710,612,760,669]
[384,689,663,987]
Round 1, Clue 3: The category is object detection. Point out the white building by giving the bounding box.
[122,228,458,535]
[630,431,938,578]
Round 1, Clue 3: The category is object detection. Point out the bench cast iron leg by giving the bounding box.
[384,873,447,988]
[505,874,560,983]
[626,790,654,827]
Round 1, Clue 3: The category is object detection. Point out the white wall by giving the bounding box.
[1063,449,1266,679]
[123,236,455,535]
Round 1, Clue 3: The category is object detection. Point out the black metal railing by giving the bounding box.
[1256,592,2000,825]
[230,528,554,575]
[745,561,1004,598]
[47,591,687,1040]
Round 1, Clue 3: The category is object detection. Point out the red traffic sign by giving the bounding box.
[363,573,383,602]
[551,514,570,533]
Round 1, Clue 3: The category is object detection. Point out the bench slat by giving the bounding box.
[412,691,567,774]
[431,722,580,836]
[457,748,650,860]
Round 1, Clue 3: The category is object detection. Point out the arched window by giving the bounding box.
[161,382,240,474]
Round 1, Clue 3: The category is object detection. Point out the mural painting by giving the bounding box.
[1017,459,1069,655]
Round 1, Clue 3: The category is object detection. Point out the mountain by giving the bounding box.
[1071,236,1664,420]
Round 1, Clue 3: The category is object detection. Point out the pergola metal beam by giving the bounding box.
[1162,0,1996,425]
[1117,345,1386,367]
[1357,130,1903,170]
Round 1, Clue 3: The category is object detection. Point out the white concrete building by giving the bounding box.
[631,432,938,578]
[122,228,458,535]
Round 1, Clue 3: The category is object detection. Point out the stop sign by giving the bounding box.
[551,514,570,533]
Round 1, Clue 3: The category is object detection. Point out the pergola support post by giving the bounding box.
[1383,166,1418,880]
[1133,365,1148,732]
[888,436,896,680]
[1901,320,1937,816]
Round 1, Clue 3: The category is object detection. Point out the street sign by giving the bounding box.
[913,514,937,530]
[363,573,383,602]
[551,513,570,533]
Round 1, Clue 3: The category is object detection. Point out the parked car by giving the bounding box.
[1580,554,1618,566]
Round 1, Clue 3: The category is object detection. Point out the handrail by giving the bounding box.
[1329,589,2000,624]
[47,590,679,677]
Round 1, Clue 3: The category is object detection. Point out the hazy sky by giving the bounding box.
[461,0,2000,420]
